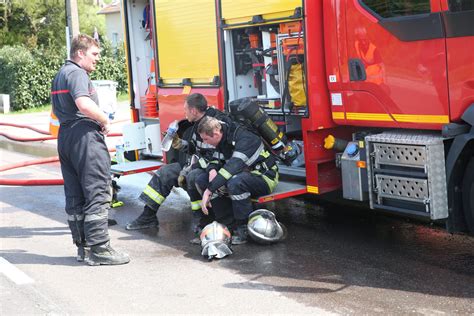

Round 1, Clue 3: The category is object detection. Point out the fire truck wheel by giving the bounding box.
[462,156,474,234]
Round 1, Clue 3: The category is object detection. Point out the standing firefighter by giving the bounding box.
[51,34,129,266]
[196,116,279,244]
[126,93,233,241]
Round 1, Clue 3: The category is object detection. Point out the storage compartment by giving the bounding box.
[223,20,306,139]
[366,132,448,220]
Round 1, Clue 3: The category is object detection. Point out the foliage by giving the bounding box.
[0,45,65,111]
[0,1,125,111]
[0,0,106,49]
[91,40,128,93]
[0,40,126,112]
[79,2,106,38]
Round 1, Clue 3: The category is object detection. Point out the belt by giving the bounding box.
[61,118,100,130]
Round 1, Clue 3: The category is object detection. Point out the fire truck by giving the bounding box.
[117,0,474,234]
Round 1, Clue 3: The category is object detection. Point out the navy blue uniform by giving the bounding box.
[196,121,279,223]
[52,60,110,247]
[139,107,232,215]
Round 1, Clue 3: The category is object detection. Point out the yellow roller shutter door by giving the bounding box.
[221,0,302,27]
[155,0,219,85]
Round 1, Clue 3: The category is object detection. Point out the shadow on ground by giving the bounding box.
[1,179,473,311]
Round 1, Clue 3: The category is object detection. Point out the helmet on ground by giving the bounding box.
[200,221,233,260]
[247,209,286,244]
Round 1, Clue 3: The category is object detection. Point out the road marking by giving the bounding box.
[0,257,34,285]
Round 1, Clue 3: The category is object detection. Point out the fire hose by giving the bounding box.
[0,148,118,186]
[0,122,123,186]
[0,122,123,141]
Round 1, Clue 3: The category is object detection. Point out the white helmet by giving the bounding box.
[247,209,286,244]
[200,221,233,260]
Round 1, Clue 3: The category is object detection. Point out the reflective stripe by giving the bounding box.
[111,156,129,163]
[260,150,270,158]
[232,151,249,162]
[191,200,202,211]
[67,214,84,221]
[247,143,264,166]
[198,158,208,169]
[196,140,215,149]
[84,210,108,222]
[251,169,279,192]
[143,185,165,205]
[212,151,225,159]
[218,168,233,180]
[230,192,251,201]
[261,173,278,192]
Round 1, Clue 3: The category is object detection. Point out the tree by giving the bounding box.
[0,0,106,49]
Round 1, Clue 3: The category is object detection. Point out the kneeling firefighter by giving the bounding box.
[195,116,279,245]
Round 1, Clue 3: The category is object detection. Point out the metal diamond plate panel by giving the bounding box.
[373,143,427,169]
[366,132,448,220]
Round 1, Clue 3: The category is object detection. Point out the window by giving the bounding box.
[112,33,118,47]
[360,0,431,18]
[449,0,474,12]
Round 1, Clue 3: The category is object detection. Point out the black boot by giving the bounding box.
[125,205,159,230]
[86,241,130,266]
[76,243,90,262]
[189,212,213,244]
[231,224,248,245]
[191,212,212,234]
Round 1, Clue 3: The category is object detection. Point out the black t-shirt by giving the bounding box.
[51,60,99,124]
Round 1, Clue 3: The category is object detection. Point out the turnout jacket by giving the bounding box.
[206,121,279,193]
[181,107,232,167]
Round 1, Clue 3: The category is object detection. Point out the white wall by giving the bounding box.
[104,12,124,47]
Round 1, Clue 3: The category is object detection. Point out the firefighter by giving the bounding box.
[51,34,129,265]
[195,116,279,244]
[125,93,233,238]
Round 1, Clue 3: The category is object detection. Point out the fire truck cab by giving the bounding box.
[120,0,474,234]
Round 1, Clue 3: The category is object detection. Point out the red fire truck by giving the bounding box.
[118,0,474,234]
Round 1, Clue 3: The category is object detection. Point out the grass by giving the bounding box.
[1,92,130,115]
[117,92,130,102]
[1,103,52,115]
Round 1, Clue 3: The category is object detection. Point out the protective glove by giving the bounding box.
[178,165,191,188]
[178,174,186,188]
[171,134,182,150]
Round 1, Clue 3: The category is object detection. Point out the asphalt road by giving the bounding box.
[1,144,473,314]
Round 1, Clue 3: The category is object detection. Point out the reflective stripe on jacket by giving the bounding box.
[207,121,279,192]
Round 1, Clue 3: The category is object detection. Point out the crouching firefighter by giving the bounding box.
[195,116,279,245]
[126,93,233,238]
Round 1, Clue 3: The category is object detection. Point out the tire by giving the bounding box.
[462,157,474,234]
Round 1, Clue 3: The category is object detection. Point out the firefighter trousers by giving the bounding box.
[195,171,269,223]
[57,119,111,247]
[139,162,207,216]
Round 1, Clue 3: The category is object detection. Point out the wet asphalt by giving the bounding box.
[106,164,473,314]
[1,116,473,314]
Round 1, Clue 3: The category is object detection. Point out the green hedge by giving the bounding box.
[91,41,128,94]
[0,41,127,112]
